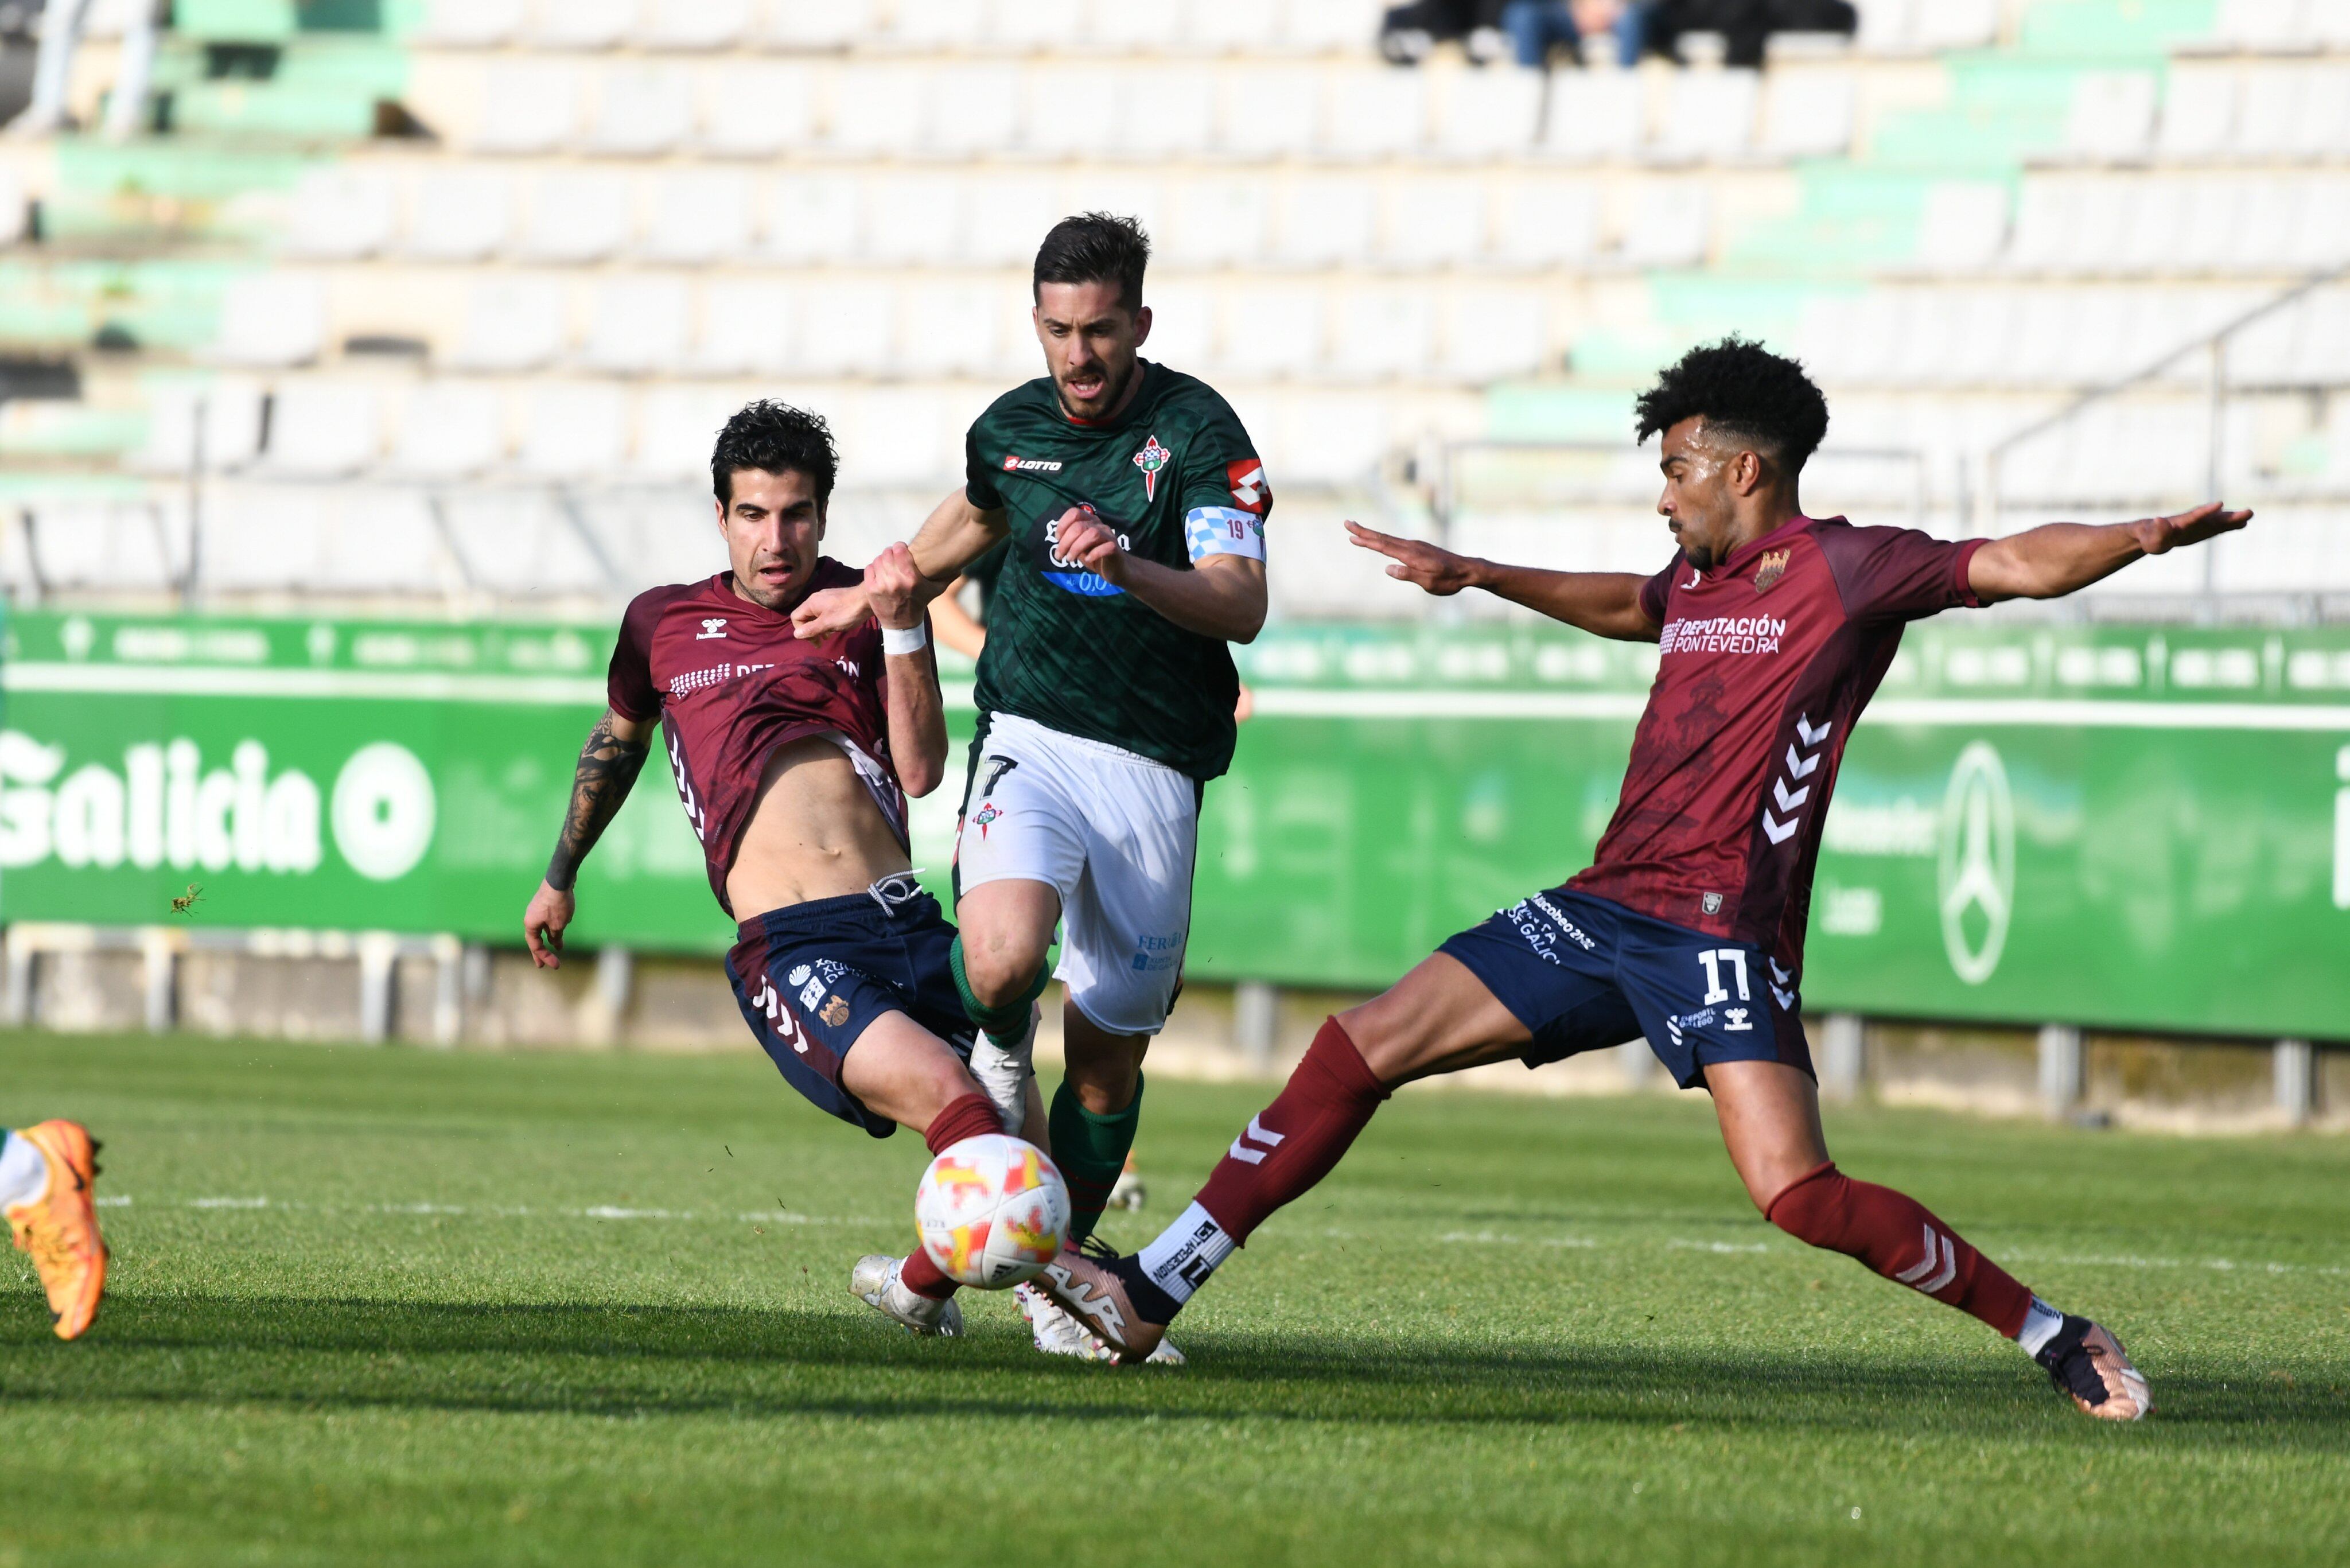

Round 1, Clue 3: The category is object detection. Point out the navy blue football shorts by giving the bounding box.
[726,876,976,1138]
[1438,887,1813,1090]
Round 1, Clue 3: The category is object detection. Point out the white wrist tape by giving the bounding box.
[881,621,929,657]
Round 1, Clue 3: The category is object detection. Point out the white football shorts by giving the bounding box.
[953,712,1200,1037]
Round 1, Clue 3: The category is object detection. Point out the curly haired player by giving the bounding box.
[1038,338,2251,1419]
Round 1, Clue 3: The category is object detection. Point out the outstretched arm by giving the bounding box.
[792,489,1008,641]
[523,707,655,968]
[1968,503,2252,604]
[1347,522,1660,642]
[867,543,949,797]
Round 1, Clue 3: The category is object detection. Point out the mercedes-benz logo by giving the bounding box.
[1936,741,2014,986]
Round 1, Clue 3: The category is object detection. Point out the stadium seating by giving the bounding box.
[1,0,2347,614]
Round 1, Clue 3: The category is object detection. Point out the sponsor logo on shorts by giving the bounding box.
[1527,893,1598,951]
[819,995,851,1028]
[1131,931,1182,974]
[1670,1006,1718,1033]
[1724,1006,1753,1032]
[1001,455,1064,473]
[1504,901,1565,966]
[1702,892,1723,915]
[788,964,812,987]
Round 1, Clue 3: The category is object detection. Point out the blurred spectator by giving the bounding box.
[1646,0,1856,68]
[1380,0,1511,65]
[1502,0,1652,68]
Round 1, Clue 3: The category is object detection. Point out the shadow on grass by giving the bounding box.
[1,1292,2344,1445]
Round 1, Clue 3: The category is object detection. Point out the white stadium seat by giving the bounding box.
[987,0,1085,52]
[1912,0,1998,50]
[963,173,1063,267]
[1620,183,1711,268]
[581,277,692,374]
[1267,391,1390,488]
[1138,281,1215,372]
[1022,64,1110,158]
[1760,70,1855,159]
[2157,68,2238,159]
[1193,0,1284,53]
[1090,0,1186,52]
[899,281,1006,378]
[1649,69,1758,164]
[891,0,987,49]
[258,381,380,477]
[924,64,1023,157]
[762,0,877,49]
[385,381,506,480]
[2064,72,2158,161]
[412,0,523,45]
[1854,0,1918,53]
[404,167,511,260]
[689,280,797,377]
[631,386,739,481]
[761,172,863,265]
[828,65,932,157]
[528,0,634,50]
[1492,176,1602,267]
[1430,68,1543,160]
[208,274,325,368]
[638,168,756,264]
[1116,67,1219,159]
[834,388,958,489]
[516,382,629,478]
[1541,69,1643,162]
[793,282,897,376]
[695,63,816,158]
[633,0,752,49]
[471,60,581,153]
[589,63,697,155]
[1322,67,1427,158]
[1382,174,1487,269]
[863,172,967,266]
[133,379,265,474]
[282,166,396,259]
[1216,64,1320,159]
[450,277,569,371]
[515,169,632,263]
[1281,0,1385,52]
[1163,174,1274,269]
[1438,287,1547,382]
[2208,0,2311,51]
[1221,284,1325,380]
[1326,287,1434,382]
[1271,173,1377,267]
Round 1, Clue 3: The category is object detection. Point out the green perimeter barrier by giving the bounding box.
[2,610,2345,1041]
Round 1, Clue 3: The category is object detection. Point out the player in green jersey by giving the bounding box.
[796,213,1270,1361]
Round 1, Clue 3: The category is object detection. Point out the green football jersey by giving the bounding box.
[962,361,1271,780]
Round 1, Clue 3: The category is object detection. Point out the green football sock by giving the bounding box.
[1050,1074,1143,1246]
[949,934,1048,1049]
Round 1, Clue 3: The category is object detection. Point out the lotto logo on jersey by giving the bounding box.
[1001,455,1063,473]
[1226,458,1269,515]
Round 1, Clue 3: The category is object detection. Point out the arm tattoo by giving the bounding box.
[544,712,650,892]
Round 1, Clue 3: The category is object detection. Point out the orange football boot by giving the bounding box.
[6,1120,107,1340]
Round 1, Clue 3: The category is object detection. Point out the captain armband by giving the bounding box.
[1184,506,1267,565]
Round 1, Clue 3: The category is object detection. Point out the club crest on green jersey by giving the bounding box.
[1132,434,1170,501]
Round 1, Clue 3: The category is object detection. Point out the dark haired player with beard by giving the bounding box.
[1039,338,2252,1419]
[522,400,1012,1339]
[796,213,1269,1363]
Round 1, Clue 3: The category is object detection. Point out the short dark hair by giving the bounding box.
[1634,336,1830,473]
[1032,211,1150,313]
[711,399,838,505]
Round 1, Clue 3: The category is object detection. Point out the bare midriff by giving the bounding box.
[723,736,913,921]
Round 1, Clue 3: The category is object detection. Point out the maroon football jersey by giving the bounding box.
[606,561,905,915]
[1567,516,1985,971]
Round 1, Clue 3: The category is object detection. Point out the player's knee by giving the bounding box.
[1061,1045,1141,1114]
[1763,1162,1850,1247]
[960,933,1048,1008]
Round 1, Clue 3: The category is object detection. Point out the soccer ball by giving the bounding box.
[913,1134,1071,1289]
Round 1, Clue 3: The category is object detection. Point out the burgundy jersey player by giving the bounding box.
[1041,338,2252,1419]
[521,400,1024,1340]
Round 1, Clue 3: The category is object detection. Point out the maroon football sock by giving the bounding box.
[1195,1017,1391,1244]
[924,1091,1003,1156]
[1765,1161,2033,1338]
[896,1092,1003,1302]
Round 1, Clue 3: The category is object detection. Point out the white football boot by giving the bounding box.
[850,1255,963,1337]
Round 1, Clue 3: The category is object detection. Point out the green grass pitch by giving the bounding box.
[2,1029,2346,1567]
